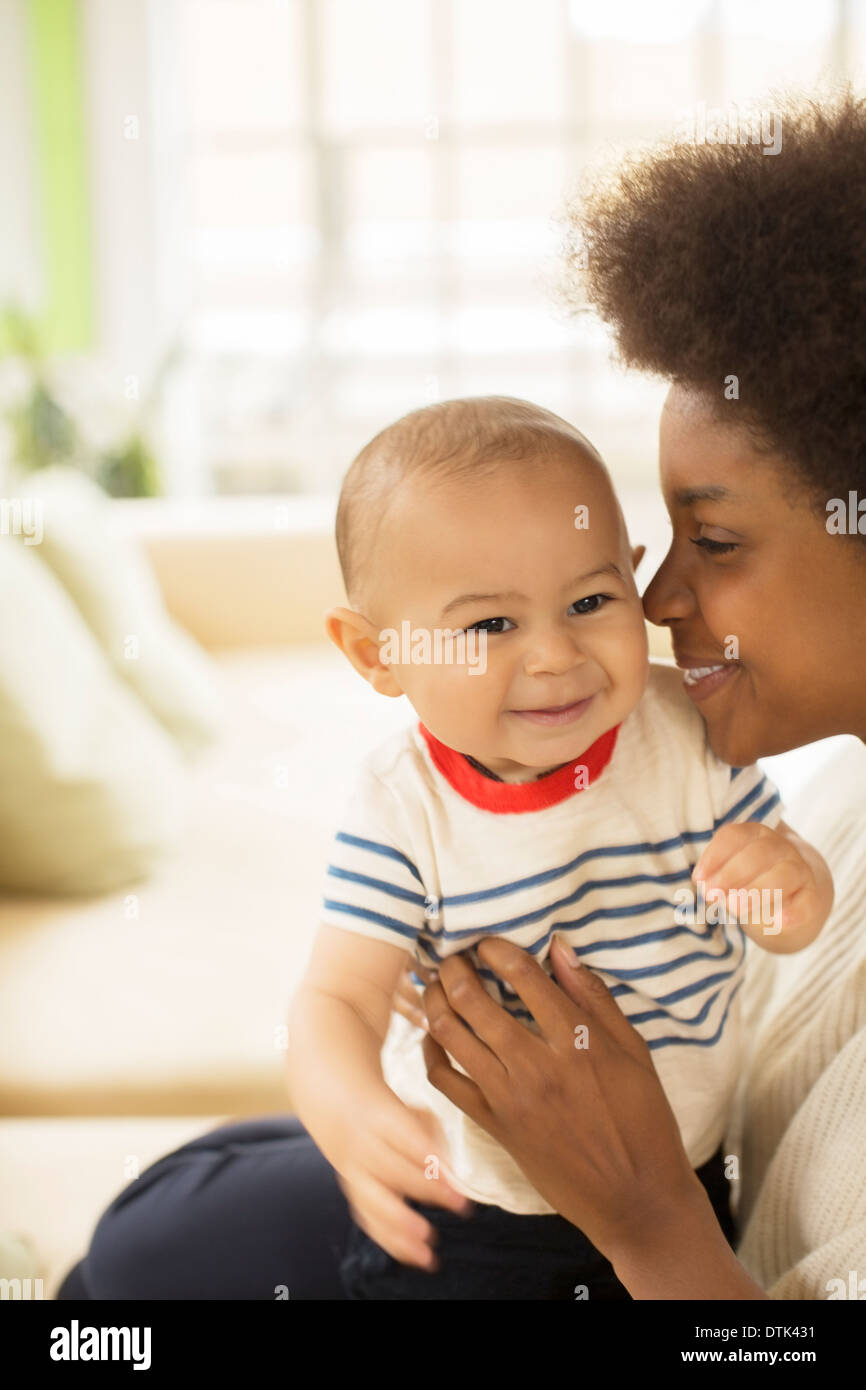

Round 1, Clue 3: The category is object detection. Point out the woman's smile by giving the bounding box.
[675,656,741,704]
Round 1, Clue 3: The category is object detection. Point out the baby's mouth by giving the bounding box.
[510,695,595,727]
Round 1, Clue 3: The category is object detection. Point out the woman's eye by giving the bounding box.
[690,537,739,556]
[569,594,608,615]
[467,616,514,634]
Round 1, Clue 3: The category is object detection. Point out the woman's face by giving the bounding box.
[643,386,866,766]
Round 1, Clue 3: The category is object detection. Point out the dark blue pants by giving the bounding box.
[56,1116,734,1301]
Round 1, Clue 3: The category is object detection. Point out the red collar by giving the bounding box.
[417,722,620,813]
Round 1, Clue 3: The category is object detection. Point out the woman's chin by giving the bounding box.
[701,700,765,767]
[704,723,758,768]
[691,667,775,766]
[704,709,799,768]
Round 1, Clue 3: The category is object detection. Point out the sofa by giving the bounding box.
[0,498,415,1296]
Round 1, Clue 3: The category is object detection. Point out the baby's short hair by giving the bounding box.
[335,395,599,609]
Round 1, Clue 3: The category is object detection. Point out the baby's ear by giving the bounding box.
[324,606,404,698]
[631,544,646,573]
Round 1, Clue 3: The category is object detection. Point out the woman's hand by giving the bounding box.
[420,935,766,1298]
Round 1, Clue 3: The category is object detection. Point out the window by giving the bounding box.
[167,0,859,495]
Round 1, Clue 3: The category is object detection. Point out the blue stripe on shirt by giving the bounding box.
[716,777,772,825]
[421,911,739,977]
[573,934,736,981]
[440,832,714,907]
[330,773,776,913]
[475,967,744,1047]
[748,791,782,823]
[326,864,427,908]
[322,899,419,941]
[646,977,743,1050]
[334,831,423,884]
[434,871,693,940]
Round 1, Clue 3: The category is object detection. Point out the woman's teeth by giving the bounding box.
[683,665,726,687]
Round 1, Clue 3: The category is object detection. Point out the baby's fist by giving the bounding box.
[693,822,816,937]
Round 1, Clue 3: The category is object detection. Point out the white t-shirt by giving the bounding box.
[320,663,783,1214]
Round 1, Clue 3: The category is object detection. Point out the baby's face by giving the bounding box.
[366,447,649,778]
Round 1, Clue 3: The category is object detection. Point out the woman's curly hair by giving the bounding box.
[567,89,866,512]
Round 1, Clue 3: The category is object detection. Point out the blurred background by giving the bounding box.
[3,0,866,504]
[2,0,864,1300]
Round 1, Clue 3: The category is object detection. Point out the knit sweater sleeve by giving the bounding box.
[729,734,866,1300]
[765,1219,866,1300]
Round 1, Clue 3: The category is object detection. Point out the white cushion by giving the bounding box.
[16,467,222,757]
[0,535,185,893]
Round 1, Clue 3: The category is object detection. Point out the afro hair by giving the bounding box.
[567,89,866,516]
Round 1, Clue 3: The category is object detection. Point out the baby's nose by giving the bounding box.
[522,630,582,676]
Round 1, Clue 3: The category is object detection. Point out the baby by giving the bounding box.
[288,396,832,1301]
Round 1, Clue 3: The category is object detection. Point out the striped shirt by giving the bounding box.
[321,663,783,1214]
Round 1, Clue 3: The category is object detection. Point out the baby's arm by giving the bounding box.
[288,925,469,1267]
[693,820,833,954]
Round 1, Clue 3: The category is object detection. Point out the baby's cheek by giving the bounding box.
[608,643,649,717]
[626,623,652,693]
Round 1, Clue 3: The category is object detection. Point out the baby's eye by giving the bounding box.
[467,616,515,634]
[569,594,608,616]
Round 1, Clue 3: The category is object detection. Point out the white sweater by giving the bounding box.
[725,736,866,1299]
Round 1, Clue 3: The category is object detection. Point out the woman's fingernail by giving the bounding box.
[553,934,582,967]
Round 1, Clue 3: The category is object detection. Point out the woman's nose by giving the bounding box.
[642,546,695,627]
[523,629,582,677]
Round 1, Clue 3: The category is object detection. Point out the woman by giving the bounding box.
[58,91,866,1301]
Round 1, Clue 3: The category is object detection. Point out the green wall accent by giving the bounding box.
[28,0,94,351]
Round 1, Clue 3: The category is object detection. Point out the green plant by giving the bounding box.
[96,431,162,499]
[0,303,164,498]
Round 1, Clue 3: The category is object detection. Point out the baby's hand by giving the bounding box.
[337,1089,471,1269]
[693,822,821,941]
[391,962,434,1029]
